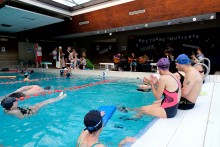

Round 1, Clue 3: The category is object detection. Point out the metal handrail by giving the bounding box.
[198,58,211,74]
[194,63,209,80]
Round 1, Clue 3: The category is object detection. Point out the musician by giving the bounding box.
[139,54,149,71]
[113,53,121,71]
[128,53,137,72]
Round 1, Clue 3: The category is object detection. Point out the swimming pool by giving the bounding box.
[0,72,155,146]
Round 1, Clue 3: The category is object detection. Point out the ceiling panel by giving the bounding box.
[0,5,64,33]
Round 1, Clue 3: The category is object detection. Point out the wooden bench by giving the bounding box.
[41,62,52,69]
[99,63,114,71]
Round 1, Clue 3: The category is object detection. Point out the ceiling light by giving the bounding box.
[193,17,197,21]
[210,15,214,19]
[129,9,145,15]
[109,33,112,36]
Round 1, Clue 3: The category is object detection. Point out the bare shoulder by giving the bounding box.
[96,144,106,147]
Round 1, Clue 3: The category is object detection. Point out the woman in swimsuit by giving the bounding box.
[136,58,181,118]
[77,110,136,147]
[1,92,66,118]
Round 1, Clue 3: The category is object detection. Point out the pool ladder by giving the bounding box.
[194,58,211,80]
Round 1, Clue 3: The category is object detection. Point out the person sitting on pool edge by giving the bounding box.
[1,85,53,100]
[175,54,203,110]
[127,58,181,118]
[77,110,136,147]
[1,91,66,118]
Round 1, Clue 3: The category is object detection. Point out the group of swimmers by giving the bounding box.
[134,54,203,118]
[0,85,136,146]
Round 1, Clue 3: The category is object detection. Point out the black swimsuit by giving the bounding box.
[17,107,33,115]
[176,72,195,110]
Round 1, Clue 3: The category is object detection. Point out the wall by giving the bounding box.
[66,0,220,34]
[18,42,35,66]
[0,38,18,68]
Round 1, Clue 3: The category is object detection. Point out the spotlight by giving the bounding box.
[210,15,214,19]
[193,17,197,21]
[109,32,112,36]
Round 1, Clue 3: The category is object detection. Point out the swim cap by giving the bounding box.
[1,97,17,110]
[64,68,68,71]
[176,54,190,65]
[60,70,64,75]
[44,86,51,90]
[9,92,26,98]
[157,58,170,70]
[66,73,70,77]
[84,110,103,133]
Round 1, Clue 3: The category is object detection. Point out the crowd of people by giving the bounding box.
[50,46,88,70]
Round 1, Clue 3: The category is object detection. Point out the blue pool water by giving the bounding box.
[0,72,155,146]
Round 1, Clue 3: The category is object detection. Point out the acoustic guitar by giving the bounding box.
[128,57,138,64]
[113,57,120,64]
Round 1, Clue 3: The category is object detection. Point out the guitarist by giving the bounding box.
[113,53,121,71]
[128,53,138,72]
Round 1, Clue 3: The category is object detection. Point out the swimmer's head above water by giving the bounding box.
[1,97,17,110]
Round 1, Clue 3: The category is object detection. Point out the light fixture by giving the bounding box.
[144,24,148,27]
[168,21,172,25]
[210,15,214,19]
[129,9,145,15]
[193,17,197,21]
[109,33,112,36]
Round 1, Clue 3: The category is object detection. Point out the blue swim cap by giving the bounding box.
[176,54,190,64]
[66,73,70,77]
[60,70,64,75]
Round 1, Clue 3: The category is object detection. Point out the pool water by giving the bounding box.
[0,72,155,146]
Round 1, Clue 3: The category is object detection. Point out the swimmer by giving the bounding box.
[1,92,66,118]
[60,68,71,77]
[175,54,203,110]
[77,110,136,147]
[137,85,151,92]
[119,58,181,119]
[1,85,53,101]
[23,72,30,82]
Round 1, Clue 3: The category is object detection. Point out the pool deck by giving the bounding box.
[32,68,220,147]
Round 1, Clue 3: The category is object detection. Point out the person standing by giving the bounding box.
[56,46,61,68]
[34,43,42,68]
[50,47,57,68]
